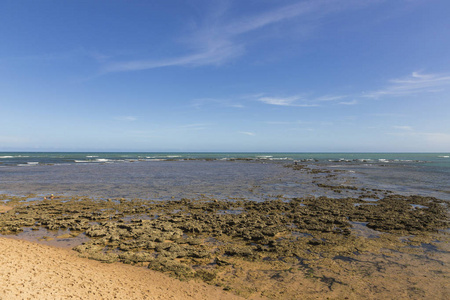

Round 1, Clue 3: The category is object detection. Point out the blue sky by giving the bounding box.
[1,0,449,152]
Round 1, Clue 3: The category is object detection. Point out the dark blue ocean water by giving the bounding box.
[0,152,449,201]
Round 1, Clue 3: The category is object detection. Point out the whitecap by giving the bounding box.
[438,155,449,158]
[95,158,110,162]
[18,162,38,167]
[0,156,14,158]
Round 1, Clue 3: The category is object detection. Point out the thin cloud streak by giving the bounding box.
[338,100,358,105]
[238,131,256,136]
[105,44,243,72]
[191,98,244,109]
[393,125,413,131]
[266,121,308,125]
[316,95,347,102]
[258,96,300,106]
[222,1,320,36]
[114,116,138,121]
[364,72,450,98]
[258,96,318,107]
[103,0,376,73]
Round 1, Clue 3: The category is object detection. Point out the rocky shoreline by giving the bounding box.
[0,163,449,299]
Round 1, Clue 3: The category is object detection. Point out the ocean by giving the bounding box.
[0,152,449,201]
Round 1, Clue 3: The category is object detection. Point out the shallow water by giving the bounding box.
[0,161,302,200]
[329,163,450,200]
[0,158,449,201]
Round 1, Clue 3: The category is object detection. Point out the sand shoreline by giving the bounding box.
[0,237,247,300]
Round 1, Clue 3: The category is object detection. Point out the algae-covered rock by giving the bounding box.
[1,191,448,297]
[85,225,109,237]
[195,269,216,282]
[88,252,119,263]
[148,258,194,278]
[119,251,154,263]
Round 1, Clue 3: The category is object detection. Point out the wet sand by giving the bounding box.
[0,237,246,300]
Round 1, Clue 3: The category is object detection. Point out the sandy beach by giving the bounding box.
[0,237,245,300]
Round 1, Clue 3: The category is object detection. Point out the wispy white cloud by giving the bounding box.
[191,98,244,109]
[258,96,299,106]
[364,71,450,98]
[371,113,407,117]
[393,125,413,131]
[114,116,138,121]
[316,95,347,102]
[104,44,243,72]
[238,131,256,136]
[265,120,308,125]
[103,0,376,73]
[2,47,112,64]
[258,96,318,107]
[338,99,358,105]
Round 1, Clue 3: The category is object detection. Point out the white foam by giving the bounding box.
[438,155,449,158]
[95,158,110,162]
[339,158,351,162]
[18,162,38,166]
[86,155,99,158]
[0,156,14,158]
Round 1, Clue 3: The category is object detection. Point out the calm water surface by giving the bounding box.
[0,152,448,201]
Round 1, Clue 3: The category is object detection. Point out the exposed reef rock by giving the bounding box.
[0,192,448,298]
